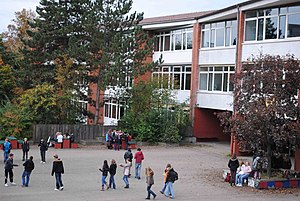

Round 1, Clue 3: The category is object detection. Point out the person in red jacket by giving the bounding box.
[134,148,144,180]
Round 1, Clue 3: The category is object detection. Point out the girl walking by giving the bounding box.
[109,159,117,189]
[120,159,131,188]
[145,167,157,200]
[99,160,109,191]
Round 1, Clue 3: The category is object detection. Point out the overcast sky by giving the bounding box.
[0,0,247,32]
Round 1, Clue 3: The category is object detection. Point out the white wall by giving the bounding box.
[242,39,300,61]
[199,47,236,65]
[174,90,190,104]
[197,92,233,111]
[153,50,192,64]
[104,117,118,126]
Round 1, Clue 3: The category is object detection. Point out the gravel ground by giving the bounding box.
[0,142,299,201]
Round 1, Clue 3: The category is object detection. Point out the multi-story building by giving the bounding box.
[88,0,300,169]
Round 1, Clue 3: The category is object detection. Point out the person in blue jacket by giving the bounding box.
[3,138,12,163]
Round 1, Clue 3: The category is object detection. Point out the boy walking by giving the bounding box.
[22,138,30,161]
[120,159,131,188]
[22,156,35,187]
[51,154,64,191]
[134,148,144,179]
[4,153,18,187]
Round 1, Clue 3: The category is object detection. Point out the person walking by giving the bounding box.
[160,164,171,194]
[51,154,64,191]
[164,166,177,199]
[22,156,35,187]
[3,138,12,163]
[145,167,157,200]
[227,154,239,186]
[38,139,48,163]
[22,138,30,161]
[124,149,133,177]
[99,160,110,191]
[4,153,18,187]
[120,159,131,188]
[134,148,144,179]
[109,159,117,189]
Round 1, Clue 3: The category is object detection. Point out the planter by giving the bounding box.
[252,178,300,189]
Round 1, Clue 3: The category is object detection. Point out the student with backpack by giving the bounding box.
[164,165,178,199]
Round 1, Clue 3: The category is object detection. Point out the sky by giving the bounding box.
[0,0,248,32]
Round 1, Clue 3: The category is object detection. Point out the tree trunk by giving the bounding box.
[94,72,101,124]
[267,142,272,178]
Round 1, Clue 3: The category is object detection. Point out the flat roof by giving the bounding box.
[140,11,215,26]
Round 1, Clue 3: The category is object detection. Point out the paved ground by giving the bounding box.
[0,143,299,201]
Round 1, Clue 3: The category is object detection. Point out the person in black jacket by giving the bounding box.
[164,167,176,199]
[99,160,110,191]
[22,156,35,187]
[51,154,64,191]
[38,139,48,163]
[109,159,117,189]
[4,153,18,187]
[124,149,133,177]
[22,138,30,161]
[228,154,239,186]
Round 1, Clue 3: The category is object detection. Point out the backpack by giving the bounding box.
[173,170,178,181]
[253,157,262,170]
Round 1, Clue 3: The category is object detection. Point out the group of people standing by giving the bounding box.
[105,129,130,151]
[227,154,262,187]
[99,147,178,199]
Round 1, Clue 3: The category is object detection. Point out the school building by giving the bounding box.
[87,0,300,169]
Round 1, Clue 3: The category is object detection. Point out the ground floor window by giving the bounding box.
[104,99,125,120]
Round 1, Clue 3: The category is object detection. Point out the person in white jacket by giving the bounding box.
[120,159,131,188]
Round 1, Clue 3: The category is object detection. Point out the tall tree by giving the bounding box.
[218,54,300,178]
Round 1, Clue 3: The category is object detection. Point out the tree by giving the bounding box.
[218,54,300,178]
[119,79,189,144]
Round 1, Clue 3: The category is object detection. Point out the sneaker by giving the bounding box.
[4,183,8,187]
[153,195,157,200]
[54,188,59,191]
[160,191,164,194]
[11,182,16,186]
[60,186,64,191]
[42,162,46,164]
[124,185,129,188]
[145,198,150,200]
[40,161,43,163]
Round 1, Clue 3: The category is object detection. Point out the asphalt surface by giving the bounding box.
[0,143,299,201]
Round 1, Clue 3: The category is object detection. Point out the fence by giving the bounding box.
[32,124,116,143]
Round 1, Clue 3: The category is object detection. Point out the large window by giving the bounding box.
[154,28,193,52]
[245,4,300,41]
[104,99,125,120]
[152,66,191,90]
[199,66,235,92]
[201,20,237,48]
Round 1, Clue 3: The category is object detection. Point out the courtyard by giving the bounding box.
[1,143,299,201]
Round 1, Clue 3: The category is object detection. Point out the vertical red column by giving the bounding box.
[295,90,300,171]
[190,21,201,139]
[231,9,244,156]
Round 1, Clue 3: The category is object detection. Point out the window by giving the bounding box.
[152,65,191,90]
[245,4,300,41]
[199,66,235,92]
[201,20,237,48]
[154,28,193,52]
[104,99,125,120]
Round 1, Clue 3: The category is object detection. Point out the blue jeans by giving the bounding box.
[235,173,242,185]
[164,182,174,198]
[161,183,167,193]
[240,174,249,184]
[102,175,107,187]
[135,163,142,178]
[123,175,129,187]
[4,152,9,162]
[55,173,63,189]
[109,175,116,189]
[22,171,31,186]
[147,184,156,198]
